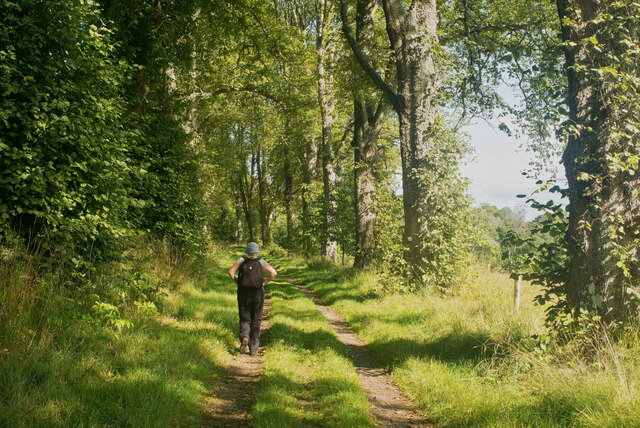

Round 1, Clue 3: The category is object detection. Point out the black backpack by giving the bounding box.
[237,257,263,288]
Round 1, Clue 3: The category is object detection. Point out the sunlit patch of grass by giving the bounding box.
[271,254,640,427]
[250,270,372,427]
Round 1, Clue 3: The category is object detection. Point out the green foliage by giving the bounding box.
[413,120,476,289]
[568,0,640,321]
[371,187,405,290]
[470,205,504,263]
[514,0,640,326]
[0,0,136,254]
[102,0,209,258]
[334,171,357,259]
[0,0,210,263]
[471,204,532,269]
[0,247,239,426]
[92,300,133,332]
[129,109,208,256]
[508,184,570,330]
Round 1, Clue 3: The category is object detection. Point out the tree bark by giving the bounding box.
[383,0,439,284]
[317,0,339,262]
[351,0,389,270]
[234,190,244,244]
[284,152,294,250]
[301,184,311,254]
[239,146,257,243]
[301,135,317,255]
[558,0,640,322]
[257,145,272,246]
[354,101,388,269]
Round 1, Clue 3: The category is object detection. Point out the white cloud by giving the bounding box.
[461,120,562,220]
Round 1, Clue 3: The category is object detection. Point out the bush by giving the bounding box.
[0,0,137,256]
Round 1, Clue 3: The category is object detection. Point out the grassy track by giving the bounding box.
[8,246,637,427]
[2,247,376,427]
[250,257,372,427]
[269,254,640,427]
[1,251,239,427]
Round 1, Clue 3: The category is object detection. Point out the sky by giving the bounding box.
[460,119,563,220]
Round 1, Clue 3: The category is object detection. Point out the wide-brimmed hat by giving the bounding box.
[245,242,260,255]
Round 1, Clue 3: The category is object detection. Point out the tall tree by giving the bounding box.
[236,126,258,243]
[316,0,339,262]
[347,0,390,270]
[257,144,272,246]
[557,0,640,322]
[234,191,245,244]
[342,0,442,284]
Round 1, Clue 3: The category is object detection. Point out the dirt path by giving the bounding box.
[280,273,433,428]
[201,288,271,428]
[201,271,431,427]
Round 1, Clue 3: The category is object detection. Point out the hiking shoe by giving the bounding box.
[239,337,249,354]
[249,349,258,356]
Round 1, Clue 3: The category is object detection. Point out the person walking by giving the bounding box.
[228,242,277,355]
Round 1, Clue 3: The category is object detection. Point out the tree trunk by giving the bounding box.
[382,0,440,285]
[257,146,272,246]
[558,0,640,322]
[353,102,387,269]
[352,0,389,270]
[353,118,377,270]
[317,0,339,262]
[234,190,244,244]
[301,136,316,255]
[284,153,294,250]
[239,151,257,243]
[301,185,311,254]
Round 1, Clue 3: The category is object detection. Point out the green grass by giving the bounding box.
[269,254,640,427]
[250,254,372,427]
[7,244,637,427]
[0,249,240,427]
[1,246,375,427]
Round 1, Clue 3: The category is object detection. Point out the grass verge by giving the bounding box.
[1,246,240,427]
[268,253,640,427]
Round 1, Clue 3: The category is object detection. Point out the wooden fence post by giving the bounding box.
[514,273,522,311]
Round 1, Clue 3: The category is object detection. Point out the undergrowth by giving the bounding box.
[0,238,239,426]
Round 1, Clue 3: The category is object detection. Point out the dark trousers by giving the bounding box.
[237,286,264,353]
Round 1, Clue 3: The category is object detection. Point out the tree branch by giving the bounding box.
[374,96,389,125]
[335,116,355,158]
[439,21,548,45]
[187,84,288,110]
[339,0,398,106]
[381,0,404,55]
